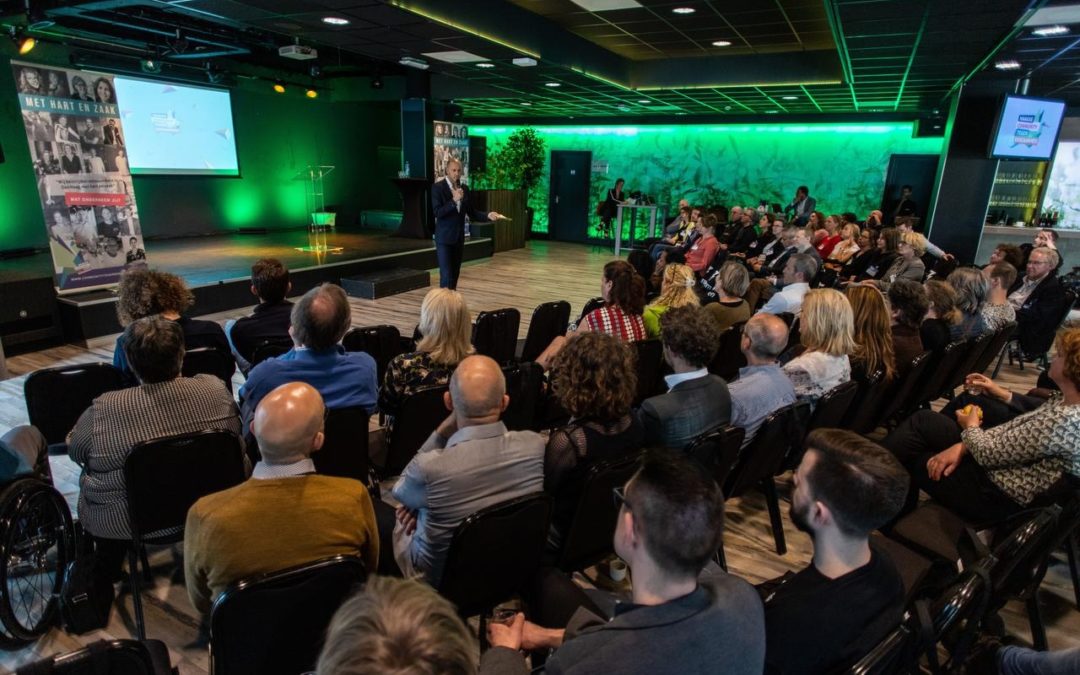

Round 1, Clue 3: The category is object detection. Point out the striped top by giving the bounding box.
[583,305,647,342]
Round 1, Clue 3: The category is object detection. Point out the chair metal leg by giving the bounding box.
[992,345,1007,379]
[1026,595,1047,651]
[761,478,787,556]
[139,545,152,583]
[1066,529,1080,611]
[127,547,147,640]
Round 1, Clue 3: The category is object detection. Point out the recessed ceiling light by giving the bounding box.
[424,50,488,63]
[1033,25,1069,36]
[399,56,430,70]
[637,99,650,103]
[321,16,350,26]
[676,112,687,115]
[672,7,695,14]
[520,102,532,106]
[570,0,643,10]
[766,110,778,114]
[513,57,538,67]
[782,95,797,100]
[994,60,1021,70]
[476,62,495,68]
[545,82,561,87]
[711,40,731,47]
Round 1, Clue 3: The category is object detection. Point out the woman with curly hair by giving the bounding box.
[642,263,699,339]
[782,289,854,404]
[112,267,230,378]
[578,260,647,340]
[846,285,896,382]
[545,331,643,550]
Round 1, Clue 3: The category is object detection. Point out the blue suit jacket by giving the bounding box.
[431,179,489,246]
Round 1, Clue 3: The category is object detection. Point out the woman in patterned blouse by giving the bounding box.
[378,288,473,416]
[578,260,647,341]
[882,327,1080,524]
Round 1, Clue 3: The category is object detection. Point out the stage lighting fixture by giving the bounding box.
[12,29,35,55]
[273,81,286,93]
[140,59,161,74]
[306,88,318,98]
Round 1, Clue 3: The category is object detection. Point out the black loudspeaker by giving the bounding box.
[0,276,62,347]
[913,116,945,138]
[469,135,486,173]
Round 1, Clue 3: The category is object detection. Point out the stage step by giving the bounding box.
[341,268,431,300]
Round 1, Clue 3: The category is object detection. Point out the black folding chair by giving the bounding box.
[975,322,1015,378]
[122,430,247,639]
[247,337,293,371]
[807,380,859,430]
[519,300,571,363]
[555,455,641,574]
[876,352,932,428]
[313,406,373,488]
[1000,290,1077,372]
[842,368,887,435]
[631,339,664,406]
[16,639,175,675]
[938,333,992,400]
[24,363,127,446]
[343,325,405,384]
[577,297,605,324]
[903,341,965,414]
[209,555,366,675]
[437,493,551,619]
[382,384,449,477]
[182,348,237,392]
[502,362,544,432]
[708,321,747,382]
[687,425,745,490]
[473,308,521,365]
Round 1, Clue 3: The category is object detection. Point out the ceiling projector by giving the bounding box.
[279,44,318,60]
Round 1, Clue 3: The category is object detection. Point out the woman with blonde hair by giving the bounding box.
[825,222,861,269]
[379,288,473,416]
[846,285,896,382]
[643,263,699,338]
[878,231,926,285]
[782,289,854,403]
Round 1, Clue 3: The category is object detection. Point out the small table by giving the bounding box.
[614,204,658,256]
[391,178,432,239]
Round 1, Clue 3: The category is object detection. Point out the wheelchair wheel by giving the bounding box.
[0,478,75,644]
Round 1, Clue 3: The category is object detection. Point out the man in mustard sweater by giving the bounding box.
[184,382,379,615]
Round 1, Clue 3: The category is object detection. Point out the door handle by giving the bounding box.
[555,195,559,204]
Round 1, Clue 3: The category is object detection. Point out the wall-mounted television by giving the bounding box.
[113,75,240,176]
[988,94,1066,161]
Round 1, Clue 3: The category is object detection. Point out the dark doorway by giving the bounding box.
[881,154,939,228]
[548,151,592,243]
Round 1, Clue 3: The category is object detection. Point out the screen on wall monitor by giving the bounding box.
[113,75,240,176]
[989,94,1066,161]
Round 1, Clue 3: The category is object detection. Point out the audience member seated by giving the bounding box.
[639,306,731,450]
[112,268,231,379]
[650,248,686,293]
[760,429,908,675]
[877,232,926,286]
[737,213,777,260]
[782,289,853,404]
[815,214,842,259]
[579,260,647,341]
[759,253,818,316]
[986,242,1024,271]
[723,211,759,256]
[239,283,377,427]
[863,227,899,282]
[940,372,1052,430]
[1020,229,1061,270]
[225,258,293,373]
[485,450,765,675]
[946,267,990,339]
[0,426,50,484]
[887,279,929,371]
[643,263,699,339]
[1008,247,1068,358]
[316,576,477,674]
[545,332,643,550]
[626,249,657,298]
[847,285,896,383]
[748,219,789,274]
[380,288,472,418]
[881,327,1080,523]
[823,220,860,270]
[651,207,700,262]
[838,229,879,283]
[896,219,948,260]
[685,216,721,275]
[703,262,752,330]
[184,382,379,615]
[981,262,1017,332]
[68,317,242,585]
[387,355,544,585]
[729,314,797,448]
[921,280,960,353]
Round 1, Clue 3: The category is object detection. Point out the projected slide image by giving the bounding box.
[114,76,239,175]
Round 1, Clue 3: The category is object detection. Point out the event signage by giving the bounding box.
[433,120,469,183]
[12,60,148,293]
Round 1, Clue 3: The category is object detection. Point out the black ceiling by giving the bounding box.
[1,0,1050,118]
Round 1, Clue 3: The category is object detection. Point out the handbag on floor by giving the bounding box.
[59,524,115,634]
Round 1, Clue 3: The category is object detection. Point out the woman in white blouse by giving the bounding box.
[782,289,853,405]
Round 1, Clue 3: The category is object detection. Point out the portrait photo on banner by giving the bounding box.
[433,120,470,183]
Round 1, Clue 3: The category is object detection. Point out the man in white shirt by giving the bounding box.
[759,253,817,317]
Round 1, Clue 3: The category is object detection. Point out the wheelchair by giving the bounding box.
[0,476,76,646]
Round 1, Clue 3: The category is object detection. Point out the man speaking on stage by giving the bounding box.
[432,159,502,290]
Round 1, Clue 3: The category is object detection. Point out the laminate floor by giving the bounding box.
[0,240,1076,673]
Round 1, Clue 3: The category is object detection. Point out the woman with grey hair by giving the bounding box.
[704,261,751,331]
[947,267,990,340]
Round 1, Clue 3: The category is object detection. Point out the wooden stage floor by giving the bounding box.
[1,240,1078,672]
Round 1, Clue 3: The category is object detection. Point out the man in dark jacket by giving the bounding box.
[431,159,502,290]
[1008,247,1069,356]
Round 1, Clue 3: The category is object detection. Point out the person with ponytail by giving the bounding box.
[643,263,700,339]
[579,260,648,341]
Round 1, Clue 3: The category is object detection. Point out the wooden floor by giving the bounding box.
[1,240,1077,672]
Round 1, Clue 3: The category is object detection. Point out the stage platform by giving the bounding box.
[0,228,494,345]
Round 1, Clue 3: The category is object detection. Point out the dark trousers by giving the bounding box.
[939,392,1020,429]
[372,498,403,576]
[437,242,464,290]
[880,409,1022,525]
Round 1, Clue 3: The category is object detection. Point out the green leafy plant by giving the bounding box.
[469,128,546,195]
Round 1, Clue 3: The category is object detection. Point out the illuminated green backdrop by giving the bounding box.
[470,123,945,239]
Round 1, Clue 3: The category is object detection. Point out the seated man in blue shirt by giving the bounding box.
[758,253,817,317]
[729,313,797,447]
[240,283,377,428]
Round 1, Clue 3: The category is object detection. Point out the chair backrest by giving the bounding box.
[786,317,802,353]
[876,351,933,427]
[939,333,992,400]
[578,297,605,323]
[124,430,247,541]
[248,337,293,369]
[842,368,886,435]
[725,402,808,498]
[210,555,366,675]
[970,322,1016,376]
[987,506,1061,605]
[556,454,642,573]
[520,301,571,362]
[312,406,371,484]
[708,321,747,382]
[927,567,991,651]
[846,623,916,675]
[631,339,665,406]
[24,363,127,445]
[182,348,237,392]
[342,324,404,384]
[472,308,521,365]
[383,384,450,476]
[904,341,965,412]
[502,362,544,431]
[438,493,551,617]
[807,380,859,432]
[17,639,174,675]
[687,425,745,490]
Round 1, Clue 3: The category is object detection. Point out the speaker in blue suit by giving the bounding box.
[431,159,502,290]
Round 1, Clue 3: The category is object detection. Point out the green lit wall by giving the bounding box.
[0,48,400,251]
[470,123,945,238]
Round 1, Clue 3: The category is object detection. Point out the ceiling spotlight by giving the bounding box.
[306,88,318,98]
[12,28,35,55]
[1033,25,1068,37]
[782,95,797,100]
[711,40,731,47]
[140,58,162,74]
[272,81,286,93]
[672,7,695,14]
[399,56,429,70]
[321,16,350,26]
[545,82,561,87]
[371,75,383,89]
[994,60,1021,70]
[476,62,495,68]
